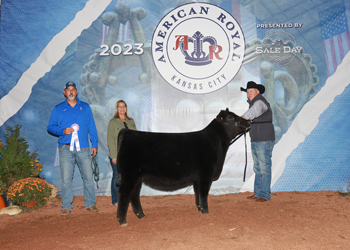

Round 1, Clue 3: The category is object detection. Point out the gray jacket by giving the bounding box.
[245,94,275,142]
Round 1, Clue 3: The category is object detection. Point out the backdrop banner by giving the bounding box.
[1,0,350,197]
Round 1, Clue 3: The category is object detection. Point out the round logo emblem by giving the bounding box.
[261,31,297,66]
[152,3,245,94]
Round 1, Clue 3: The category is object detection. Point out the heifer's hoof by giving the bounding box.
[118,219,128,226]
[197,205,209,214]
[199,207,209,214]
[117,217,128,226]
[137,213,146,219]
[136,210,146,219]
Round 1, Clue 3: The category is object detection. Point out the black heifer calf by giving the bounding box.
[116,108,250,226]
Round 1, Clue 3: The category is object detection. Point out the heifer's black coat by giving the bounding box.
[116,109,250,226]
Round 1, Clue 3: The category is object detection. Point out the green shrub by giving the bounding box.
[0,125,43,194]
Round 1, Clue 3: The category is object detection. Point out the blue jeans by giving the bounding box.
[59,145,96,210]
[251,140,275,200]
[109,158,119,205]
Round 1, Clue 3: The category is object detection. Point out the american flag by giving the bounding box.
[140,90,155,132]
[319,2,350,76]
[100,0,131,46]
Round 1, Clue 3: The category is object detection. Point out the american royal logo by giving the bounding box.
[152,3,245,94]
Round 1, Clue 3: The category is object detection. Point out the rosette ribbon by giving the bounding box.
[70,123,80,151]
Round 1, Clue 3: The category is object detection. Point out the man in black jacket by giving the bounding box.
[241,81,275,202]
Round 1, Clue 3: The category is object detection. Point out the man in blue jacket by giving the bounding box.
[47,82,99,216]
[241,81,275,202]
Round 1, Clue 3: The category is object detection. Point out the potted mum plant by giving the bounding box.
[7,177,52,210]
[0,125,45,204]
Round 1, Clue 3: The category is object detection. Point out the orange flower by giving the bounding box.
[7,177,52,210]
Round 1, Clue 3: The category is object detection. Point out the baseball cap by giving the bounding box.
[64,81,77,90]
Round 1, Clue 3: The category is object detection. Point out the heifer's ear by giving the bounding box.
[216,110,224,120]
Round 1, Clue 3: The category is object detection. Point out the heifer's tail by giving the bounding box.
[116,129,127,187]
[116,174,121,187]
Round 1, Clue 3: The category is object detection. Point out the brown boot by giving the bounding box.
[247,195,258,200]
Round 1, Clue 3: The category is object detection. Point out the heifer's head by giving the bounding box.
[216,108,250,139]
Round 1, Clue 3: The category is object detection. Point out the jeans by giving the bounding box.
[109,158,119,205]
[59,145,96,210]
[251,140,275,200]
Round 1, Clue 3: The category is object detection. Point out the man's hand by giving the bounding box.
[91,148,98,156]
[112,158,117,165]
[63,127,74,135]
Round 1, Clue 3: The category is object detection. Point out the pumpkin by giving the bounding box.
[0,195,5,210]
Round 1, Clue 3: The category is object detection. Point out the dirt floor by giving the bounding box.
[1,191,350,249]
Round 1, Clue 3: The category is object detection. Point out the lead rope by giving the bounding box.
[229,128,249,182]
[243,132,247,182]
[91,154,99,189]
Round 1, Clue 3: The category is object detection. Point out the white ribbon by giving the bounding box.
[70,123,80,151]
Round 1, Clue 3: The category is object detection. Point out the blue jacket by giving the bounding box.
[47,97,98,148]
